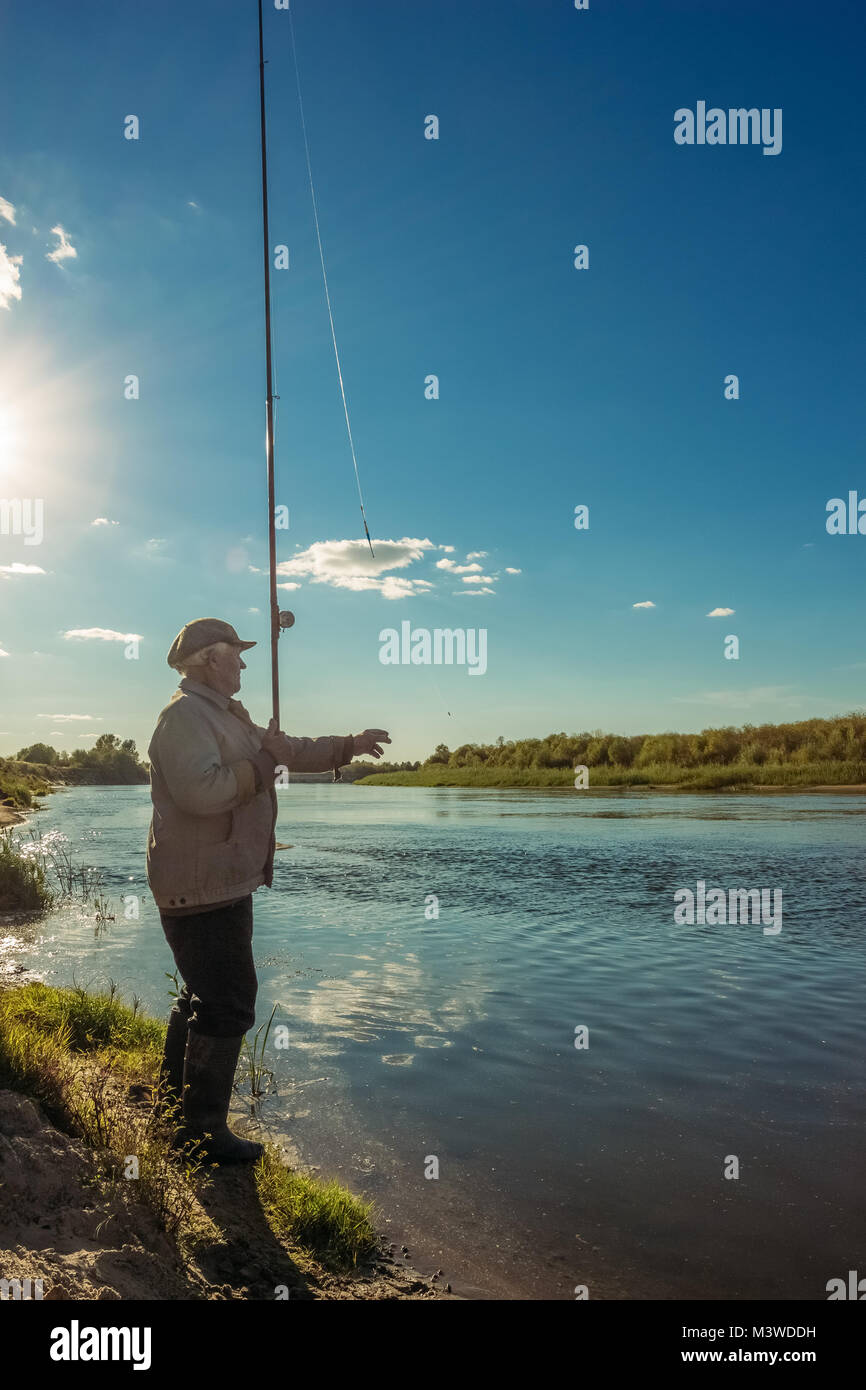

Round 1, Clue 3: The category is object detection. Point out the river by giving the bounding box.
[4,784,864,1300]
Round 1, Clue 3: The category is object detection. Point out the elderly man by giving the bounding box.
[146,617,390,1163]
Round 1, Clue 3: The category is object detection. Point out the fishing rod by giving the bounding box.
[257,0,281,725]
[258,0,378,729]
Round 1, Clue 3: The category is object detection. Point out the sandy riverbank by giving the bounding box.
[0,1082,456,1301]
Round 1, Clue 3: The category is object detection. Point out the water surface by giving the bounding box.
[6,785,865,1300]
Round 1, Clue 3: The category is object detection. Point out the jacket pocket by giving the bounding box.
[194,838,258,899]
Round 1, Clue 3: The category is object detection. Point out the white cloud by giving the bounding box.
[38,713,101,722]
[0,562,46,576]
[90,517,119,527]
[706,607,735,617]
[63,628,142,643]
[461,573,493,583]
[0,197,16,226]
[633,600,655,609]
[378,576,432,600]
[0,241,23,310]
[505,567,521,575]
[248,606,260,613]
[465,551,488,561]
[0,645,8,657]
[456,587,496,596]
[277,536,438,598]
[276,581,301,591]
[46,224,77,265]
[436,558,482,574]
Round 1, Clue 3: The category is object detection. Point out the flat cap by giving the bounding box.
[167,617,256,670]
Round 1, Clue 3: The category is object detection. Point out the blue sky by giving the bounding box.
[1,0,864,762]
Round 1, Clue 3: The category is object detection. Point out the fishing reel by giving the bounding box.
[278,610,295,631]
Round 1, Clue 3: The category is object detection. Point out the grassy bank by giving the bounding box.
[356,713,866,789]
[0,761,51,810]
[0,982,384,1285]
[356,760,866,790]
[0,828,53,911]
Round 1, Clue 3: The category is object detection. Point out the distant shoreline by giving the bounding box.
[353,775,866,794]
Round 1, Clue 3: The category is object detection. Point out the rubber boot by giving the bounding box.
[178,1030,263,1165]
[156,998,191,1117]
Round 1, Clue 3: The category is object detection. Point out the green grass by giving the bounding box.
[0,828,55,911]
[357,760,866,790]
[256,1146,378,1269]
[1,979,163,1063]
[0,981,380,1269]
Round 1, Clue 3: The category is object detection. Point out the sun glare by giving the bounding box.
[0,337,109,508]
[0,402,21,465]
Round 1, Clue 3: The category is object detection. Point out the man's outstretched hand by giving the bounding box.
[259,720,391,762]
[353,729,391,759]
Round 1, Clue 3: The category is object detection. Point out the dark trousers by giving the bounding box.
[160,895,257,1037]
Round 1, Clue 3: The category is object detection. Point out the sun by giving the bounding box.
[0,335,109,509]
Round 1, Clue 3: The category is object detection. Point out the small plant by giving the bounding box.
[92,894,116,933]
[239,1003,279,1106]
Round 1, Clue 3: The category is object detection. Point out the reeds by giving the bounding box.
[0,827,54,911]
[6,827,115,923]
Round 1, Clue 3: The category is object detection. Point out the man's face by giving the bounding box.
[207,644,246,697]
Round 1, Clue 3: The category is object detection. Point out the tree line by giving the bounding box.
[405,713,866,771]
[13,734,149,785]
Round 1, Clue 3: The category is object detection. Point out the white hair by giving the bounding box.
[174,639,235,678]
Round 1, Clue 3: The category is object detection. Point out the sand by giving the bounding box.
[0,1088,455,1301]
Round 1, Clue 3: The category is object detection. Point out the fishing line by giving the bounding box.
[286,0,376,559]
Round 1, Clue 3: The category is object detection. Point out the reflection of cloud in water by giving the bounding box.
[264,954,489,1065]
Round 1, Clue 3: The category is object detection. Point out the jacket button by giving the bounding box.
[180,898,186,904]
[169,899,175,906]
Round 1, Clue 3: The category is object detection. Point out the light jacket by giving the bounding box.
[146,679,353,912]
